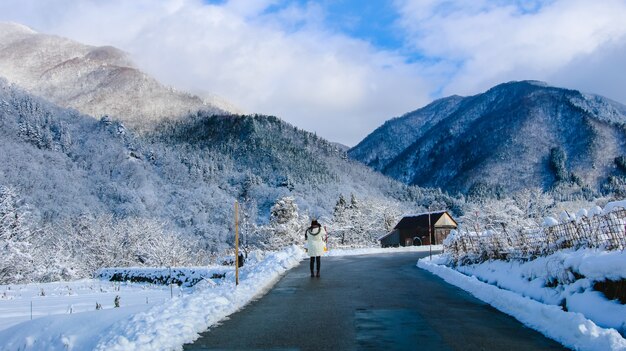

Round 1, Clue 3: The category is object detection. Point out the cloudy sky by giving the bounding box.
[1,0,626,145]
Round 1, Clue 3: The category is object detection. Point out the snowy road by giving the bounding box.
[184,251,567,350]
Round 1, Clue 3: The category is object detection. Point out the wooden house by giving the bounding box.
[378,211,458,247]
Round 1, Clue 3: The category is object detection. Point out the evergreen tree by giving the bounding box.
[332,194,351,245]
[266,197,304,249]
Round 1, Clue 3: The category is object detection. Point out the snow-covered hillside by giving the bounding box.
[348,95,464,172]
[349,81,626,196]
[0,22,236,129]
[0,79,463,282]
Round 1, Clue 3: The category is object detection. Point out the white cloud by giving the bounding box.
[548,39,626,103]
[395,0,626,100]
[0,0,431,146]
[1,0,625,145]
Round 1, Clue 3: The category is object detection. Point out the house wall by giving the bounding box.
[380,230,400,248]
[435,213,456,227]
[399,228,431,246]
[382,212,458,247]
[399,225,456,245]
[433,228,453,245]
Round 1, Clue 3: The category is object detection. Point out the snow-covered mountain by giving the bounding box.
[0,22,464,282]
[0,22,237,129]
[349,81,626,195]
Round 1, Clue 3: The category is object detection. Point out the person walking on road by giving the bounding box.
[305,220,326,277]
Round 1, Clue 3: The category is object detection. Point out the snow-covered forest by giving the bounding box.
[2,73,626,286]
[3,74,625,284]
[0,79,465,283]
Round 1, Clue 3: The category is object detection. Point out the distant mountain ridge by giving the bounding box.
[349,81,626,195]
[0,22,238,130]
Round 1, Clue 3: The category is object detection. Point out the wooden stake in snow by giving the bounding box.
[429,211,432,261]
[235,201,240,286]
[169,265,173,299]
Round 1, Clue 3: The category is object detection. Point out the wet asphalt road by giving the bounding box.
[184,252,568,351]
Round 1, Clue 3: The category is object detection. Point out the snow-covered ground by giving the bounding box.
[0,245,438,350]
[0,246,306,351]
[419,250,626,351]
[327,244,442,257]
[0,279,179,332]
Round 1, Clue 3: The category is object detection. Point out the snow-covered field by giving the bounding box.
[0,246,306,351]
[8,243,622,350]
[0,279,178,332]
[419,250,626,351]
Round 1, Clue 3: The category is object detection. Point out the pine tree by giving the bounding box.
[332,194,351,245]
[266,197,304,249]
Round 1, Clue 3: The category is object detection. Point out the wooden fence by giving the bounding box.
[445,208,626,265]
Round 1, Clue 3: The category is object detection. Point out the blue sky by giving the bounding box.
[207,0,405,50]
[1,0,626,145]
[291,0,404,51]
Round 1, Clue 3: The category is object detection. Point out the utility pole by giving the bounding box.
[235,201,239,286]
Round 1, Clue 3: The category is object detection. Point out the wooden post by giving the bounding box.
[235,201,239,286]
[428,211,432,260]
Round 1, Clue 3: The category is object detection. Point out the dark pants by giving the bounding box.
[310,256,321,273]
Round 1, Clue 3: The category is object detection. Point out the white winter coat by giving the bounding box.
[305,226,326,257]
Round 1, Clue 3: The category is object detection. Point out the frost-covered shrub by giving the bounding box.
[263,197,308,249]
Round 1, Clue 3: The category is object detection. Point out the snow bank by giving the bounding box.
[0,279,175,332]
[538,202,624,227]
[543,216,559,226]
[0,304,151,350]
[97,266,231,287]
[559,201,626,223]
[603,200,626,214]
[589,206,603,217]
[0,246,306,351]
[419,255,626,351]
[451,249,626,333]
[564,249,626,281]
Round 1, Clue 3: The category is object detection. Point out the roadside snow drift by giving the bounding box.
[0,246,305,351]
[418,252,626,351]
